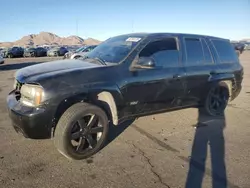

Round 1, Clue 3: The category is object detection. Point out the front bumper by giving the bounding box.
[7,91,53,139]
[231,82,242,101]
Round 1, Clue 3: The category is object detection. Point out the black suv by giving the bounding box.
[2,47,24,58]
[23,47,47,57]
[7,33,243,160]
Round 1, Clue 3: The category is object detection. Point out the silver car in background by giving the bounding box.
[0,54,4,64]
[64,45,97,59]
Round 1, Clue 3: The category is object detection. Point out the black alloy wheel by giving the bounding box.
[70,114,104,153]
[54,103,109,160]
[204,84,229,116]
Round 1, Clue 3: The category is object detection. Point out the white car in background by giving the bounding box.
[63,45,97,59]
[0,54,4,64]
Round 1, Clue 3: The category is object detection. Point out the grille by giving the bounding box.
[14,80,23,101]
[15,80,23,91]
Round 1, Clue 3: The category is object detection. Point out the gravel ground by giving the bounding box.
[0,53,250,188]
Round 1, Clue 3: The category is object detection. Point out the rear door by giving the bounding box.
[208,39,244,98]
[181,36,217,105]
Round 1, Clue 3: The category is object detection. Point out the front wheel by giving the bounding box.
[54,102,109,160]
[73,55,81,59]
[202,82,230,116]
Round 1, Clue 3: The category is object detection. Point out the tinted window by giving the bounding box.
[212,39,238,63]
[185,38,204,65]
[201,39,213,64]
[139,38,179,67]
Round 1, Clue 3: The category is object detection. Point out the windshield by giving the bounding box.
[84,35,144,64]
[26,48,35,51]
[75,46,87,53]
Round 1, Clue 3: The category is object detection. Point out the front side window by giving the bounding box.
[139,38,179,67]
[185,38,204,66]
[85,35,144,64]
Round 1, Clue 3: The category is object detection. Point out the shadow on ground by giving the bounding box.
[103,119,136,148]
[185,109,228,188]
[0,62,42,71]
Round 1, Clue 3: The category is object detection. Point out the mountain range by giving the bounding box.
[0,32,101,47]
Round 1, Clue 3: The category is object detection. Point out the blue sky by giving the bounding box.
[1,0,249,42]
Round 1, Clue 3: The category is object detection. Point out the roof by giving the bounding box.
[115,32,228,41]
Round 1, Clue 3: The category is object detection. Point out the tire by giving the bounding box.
[202,82,230,116]
[31,52,35,57]
[74,55,81,59]
[54,102,109,160]
[8,53,13,58]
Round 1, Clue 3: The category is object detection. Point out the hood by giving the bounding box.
[15,59,103,83]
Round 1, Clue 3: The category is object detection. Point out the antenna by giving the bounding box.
[132,20,134,33]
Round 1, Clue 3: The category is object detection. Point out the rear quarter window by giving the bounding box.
[211,39,238,63]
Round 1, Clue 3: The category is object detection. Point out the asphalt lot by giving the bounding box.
[0,54,250,188]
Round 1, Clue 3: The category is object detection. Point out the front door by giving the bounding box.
[120,37,186,117]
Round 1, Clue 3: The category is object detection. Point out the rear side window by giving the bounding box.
[139,38,179,67]
[211,39,238,63]
[184,38,204,66]
[201,39,213,64]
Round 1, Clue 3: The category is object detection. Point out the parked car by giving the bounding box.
[231,42,245,55]
[7,33,243,160]
[0,54,4,64]
[244,43,250,50]
[63,45,97,59]
[47,47,68,57]
[23,47,47,57]
[2,47,24,58]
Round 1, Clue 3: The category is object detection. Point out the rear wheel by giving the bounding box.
[54,102,109,160]
[202,83,229,116]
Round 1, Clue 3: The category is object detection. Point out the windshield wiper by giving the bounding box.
[79,55,106,65]
[93,57,106,65]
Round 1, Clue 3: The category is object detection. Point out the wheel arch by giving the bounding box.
[52,91,119,136]
[96,91,118,125]
[208,74,235,100]
[208,79,233,102]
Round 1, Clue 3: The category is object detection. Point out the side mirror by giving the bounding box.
[136,57,155,69]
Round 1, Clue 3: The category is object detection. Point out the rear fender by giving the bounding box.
[208,74,234,100]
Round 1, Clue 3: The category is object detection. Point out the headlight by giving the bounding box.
[20,84,45,107]
[13,79,17,89]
